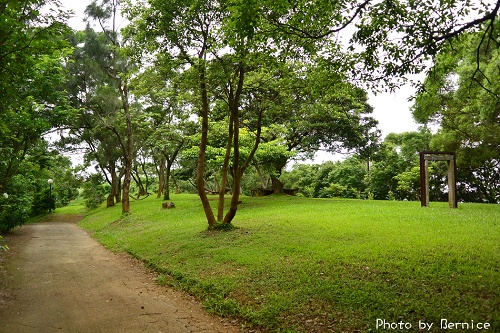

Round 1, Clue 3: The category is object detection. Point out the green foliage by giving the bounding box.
[369,130,433,200]
[0,175,34,233]
[31,187,55,216]
[82,174,108,210]
[0,1,73,197]
[79,194,500,332]
[0,1,80,232]
[283,157,369,199]
[281,130,445,202]
[412,23,500,203]
[394,166,424,201]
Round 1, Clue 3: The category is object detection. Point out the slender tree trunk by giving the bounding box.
[141,159,149,195]
[221,64,246,225]
[222,107,262,225]
[196,63,216,228]
[223,112,241,224]
[157,158,165,198]
[218,113,234,221]
[107,163,116,207]
[164,159,173,201]
[120,83,133,215]
[172,173,180,194]
[122,161,132,214]
[116,173,122,203]
[131,169,145,197]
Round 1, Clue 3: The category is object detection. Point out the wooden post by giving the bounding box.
[420,152,427,207]
[419,151,458,208]
[425,160,430,207]
[448,155,457,208]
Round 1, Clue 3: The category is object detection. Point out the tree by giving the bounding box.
[124,0,224,227]
[281,156,369,199]
[64,0,136,214]
[63,28,127,208]
[369,130,433,200]
[0,0,74,232]
[124,0,277,227]
[122,0,499,226]
[412,22,500,203]
[131,62,195,201]
[0,0,72,194]
[257,0,500,89]
[261,61,379,193]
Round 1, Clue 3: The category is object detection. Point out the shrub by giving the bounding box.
[31,187,55,216]
[82,174,108,209]
[0,175,34,233]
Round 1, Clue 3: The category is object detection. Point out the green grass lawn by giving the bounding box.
[78,194,499,332]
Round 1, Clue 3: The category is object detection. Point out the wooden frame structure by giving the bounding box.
[419,151,458,208]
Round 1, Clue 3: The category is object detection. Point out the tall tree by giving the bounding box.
[257,0,500,89]
[66,0,136,214]
[412,22,500,203]
[124,0,273,227]
[0,0,72,194]
[0,0,73,232]
[124,0,222,227]
[261,61,379,193]
[369,130,433,200]
[131,61,195,201]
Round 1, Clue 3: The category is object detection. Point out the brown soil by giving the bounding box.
[0,216,240,333]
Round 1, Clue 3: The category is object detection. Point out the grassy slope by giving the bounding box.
[78,194,499,332]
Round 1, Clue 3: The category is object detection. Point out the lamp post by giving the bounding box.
[48,179,53,213]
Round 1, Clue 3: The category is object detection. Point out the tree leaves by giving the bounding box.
[411,22,500,203]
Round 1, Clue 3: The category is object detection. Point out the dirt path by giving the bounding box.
[0,219,240,333]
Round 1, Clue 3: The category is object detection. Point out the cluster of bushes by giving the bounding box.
[0,160,80,233]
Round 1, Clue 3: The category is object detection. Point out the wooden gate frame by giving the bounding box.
[419,151,458,208]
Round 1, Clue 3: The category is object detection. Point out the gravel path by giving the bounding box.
[0,219,240,333]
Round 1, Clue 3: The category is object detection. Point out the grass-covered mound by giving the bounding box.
[78,194,499,332]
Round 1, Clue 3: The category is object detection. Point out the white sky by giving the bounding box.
[61,0,420,164]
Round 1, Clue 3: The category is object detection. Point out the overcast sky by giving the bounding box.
[61,0,420,163]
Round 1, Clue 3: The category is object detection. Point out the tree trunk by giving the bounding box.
[222,114,262,223]
[222,107,263,225]
[218,113,234,221]
[122,160,132,214]
[164,159,173,201]
[106,164,117,207]
[255,165,269,189]
[141,158,149,195]
[271,174,284,194]
[120,83,133,215]
[221,64,247,225]
[196,63,216,228]
[172,173,180,194]
[131,170,146,197]
[223,112,241,224]
[157,158,165,198]
[106,194,115,207]
[116,175,122,203]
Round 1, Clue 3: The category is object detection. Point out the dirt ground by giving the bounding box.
[0,216,240,333]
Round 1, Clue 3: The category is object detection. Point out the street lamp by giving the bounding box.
[48,179,53,213]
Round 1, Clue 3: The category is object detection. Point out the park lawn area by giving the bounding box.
[78,194,499,332]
